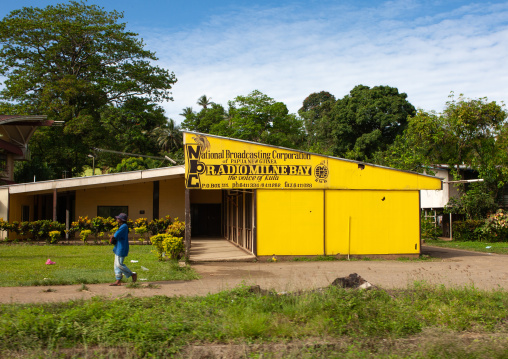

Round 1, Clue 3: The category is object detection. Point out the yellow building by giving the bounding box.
[183,131,441,258]
[0,131,441,259]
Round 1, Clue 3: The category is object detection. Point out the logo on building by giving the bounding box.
[314,161,329,183]
[186,136,208,188]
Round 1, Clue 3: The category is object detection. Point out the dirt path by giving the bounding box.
[1,246,507,304]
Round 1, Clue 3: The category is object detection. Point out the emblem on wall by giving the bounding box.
[314,160,329,183]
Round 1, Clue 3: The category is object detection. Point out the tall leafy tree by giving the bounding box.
[220,90,304,148]
[0,1,176,178]
[331,85,415,161]
[298,91,336,153]
[180,102,227,134]
[181,91,305,149]
[382,94,508,206]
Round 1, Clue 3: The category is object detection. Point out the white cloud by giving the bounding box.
[142,1,508,122]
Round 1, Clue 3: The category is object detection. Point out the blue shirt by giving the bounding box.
[113,223,129,257]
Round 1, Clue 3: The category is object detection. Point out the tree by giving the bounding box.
[218,90,305,148]
[382,94,508,214]
[0,1,176,178]
[109,157,160,173]
[149,119,183,153]
[180,102,227,134]
[298,91,336,153]
[197,95,212,109]
[330,85,415,161]
[377,110,444,172]
[181,91,305,149]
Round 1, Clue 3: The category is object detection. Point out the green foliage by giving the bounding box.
[1,220,64,243]
[181,91,305,149]
[166,217,185,237]
[79,229,92,244]
[452,220,484,241]
[0,285,507,357]
[13,158,55,183]
[424,239,508,254]
[48,230,61,244]
[383,94,508,210]
[109,157,160,173]
[476,209,508,242]
[379,110,443,172]
[331,85,415,161]
[421,215,442,240]
[150,232,184,260]
[0,1,176,178]
[163,235,184,260]
[299,91,337,153]
[147,215,172,235]
[444,183,497,220]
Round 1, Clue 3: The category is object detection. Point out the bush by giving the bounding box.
[477,209,508,242]
[30,220,64,241]
[166,218,185,237]
[1,214,177,244]
[453,220,484,241]
[421,215,441,240]
[444,183,497,220]
[48,230,61,244]
[150,233,184,261]
[79,229,92,244]
[148,215,172,235]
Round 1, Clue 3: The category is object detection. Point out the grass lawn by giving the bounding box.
[0,284,507,358]
[0,243,198,287]
[425,239,508,255]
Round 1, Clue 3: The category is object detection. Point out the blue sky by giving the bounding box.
[1,0,507,123]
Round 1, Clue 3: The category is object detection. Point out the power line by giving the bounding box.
[92,148,178,164]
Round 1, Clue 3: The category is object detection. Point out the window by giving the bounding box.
[97,206,128,218]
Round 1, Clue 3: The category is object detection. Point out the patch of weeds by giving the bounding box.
[292,255,339,262]
[145,283,161,289]
[23,278,72,286]
[76,277,100,285]
[126,282,142,289]
[41,288,56,292]
[77,283,89,291]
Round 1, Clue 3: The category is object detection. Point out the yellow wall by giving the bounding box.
[75,178,185,221]
[159,178,186,220]
[0,188,9,221]
[8,193,34,222]
[325,190,420,255]
[184,132,442,191]
[76,182,153,220]
[257,189,420,256]
[257,189,324,255]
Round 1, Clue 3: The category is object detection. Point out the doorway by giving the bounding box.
[190,203,222,237]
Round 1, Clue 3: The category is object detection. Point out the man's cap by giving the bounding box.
[115,213,128,222]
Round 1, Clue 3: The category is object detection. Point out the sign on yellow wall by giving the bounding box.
[184,132,442,191]
[185,132,330,190]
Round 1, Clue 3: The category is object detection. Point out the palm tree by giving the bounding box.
[151,119,182,153]
[180,107,194,118]
[197,95,212,109]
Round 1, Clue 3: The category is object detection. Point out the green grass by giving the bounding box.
[0,283,506,358]
[425,239,508,255]
[0,243,198,287]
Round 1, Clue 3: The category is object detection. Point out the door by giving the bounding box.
[191,203,222,237]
